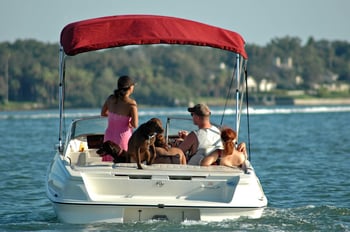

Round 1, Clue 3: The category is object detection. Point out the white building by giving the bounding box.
[247,76,276,92]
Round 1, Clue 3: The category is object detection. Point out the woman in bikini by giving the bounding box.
[101,75,138,161]
[200,127,247,167]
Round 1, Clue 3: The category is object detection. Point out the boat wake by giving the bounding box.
[1,105,350,120]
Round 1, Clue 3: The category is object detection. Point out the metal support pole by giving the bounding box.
[58,47,65,153]
[235,54,240,135]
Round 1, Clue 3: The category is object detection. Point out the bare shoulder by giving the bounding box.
[186,131,197,140]
[126,97,137,106]
[105,94,115,102]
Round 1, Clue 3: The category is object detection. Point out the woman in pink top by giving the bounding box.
[100,75,138,161]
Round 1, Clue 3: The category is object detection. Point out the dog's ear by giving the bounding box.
[143,120,155,133]
[149,120,164,133]
[110,142,121,154]
[96,147,104,155]
[145,120,154,127]
[139,121,149,132]
[157,124,164,133]
[97,141,108,155]
[142,120,164,136]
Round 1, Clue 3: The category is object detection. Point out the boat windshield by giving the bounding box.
[165,116,207,135]
[71,117,107,139]
[70,116,220,140]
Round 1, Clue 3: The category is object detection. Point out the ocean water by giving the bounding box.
[0,105,350,232]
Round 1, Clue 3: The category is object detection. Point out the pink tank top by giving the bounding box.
[103,112,133,161]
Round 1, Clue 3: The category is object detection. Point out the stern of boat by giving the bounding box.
[47,157,267,223]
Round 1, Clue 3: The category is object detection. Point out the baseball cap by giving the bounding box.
[187,103,211,116]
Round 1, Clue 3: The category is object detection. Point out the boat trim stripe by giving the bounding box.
[49,200,265,209]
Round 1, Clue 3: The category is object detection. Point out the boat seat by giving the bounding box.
[66,152,86,166]
[67,134,104,153]
[67,150,103,166]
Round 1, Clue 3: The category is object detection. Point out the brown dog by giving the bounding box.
[127,118,164,169]
[153,134,186,164]
[97,140,127,163]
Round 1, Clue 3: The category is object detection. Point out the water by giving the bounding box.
[0,105,350,231]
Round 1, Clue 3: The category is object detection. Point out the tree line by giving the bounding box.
[0,37,349,108]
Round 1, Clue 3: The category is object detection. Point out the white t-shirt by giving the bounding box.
[188,125,223,165]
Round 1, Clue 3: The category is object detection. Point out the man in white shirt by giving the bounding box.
[178,103,223,165]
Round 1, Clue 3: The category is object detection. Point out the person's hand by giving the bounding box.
[237,142,247,154]
[178,130,188,139]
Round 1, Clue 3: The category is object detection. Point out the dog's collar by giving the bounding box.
[146,132,157,144]
[148,132,156,140]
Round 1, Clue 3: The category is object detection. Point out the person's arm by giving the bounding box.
[100,100,109,116]
[178,130,188,139]
[178,132,198,158]
[237,142,248,158]
[200,149,219,166]
[129,102,138,128]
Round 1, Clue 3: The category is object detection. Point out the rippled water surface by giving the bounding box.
[0,106,349,231]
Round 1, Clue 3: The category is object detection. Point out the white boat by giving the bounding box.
[46,14,268,224]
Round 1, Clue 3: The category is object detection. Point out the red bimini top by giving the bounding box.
[60,14,248,59]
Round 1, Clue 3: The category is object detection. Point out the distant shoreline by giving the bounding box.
[293,98,350,105]
[1,97,350,111]
[245,96,350,106]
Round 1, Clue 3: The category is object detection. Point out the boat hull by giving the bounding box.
[46,151,267,223]
[52,202,265,223]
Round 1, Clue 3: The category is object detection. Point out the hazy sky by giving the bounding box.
[1,0,349,45]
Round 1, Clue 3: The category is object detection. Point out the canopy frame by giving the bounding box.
[57,15,248,152]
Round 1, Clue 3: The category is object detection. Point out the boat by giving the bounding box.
[46,14,268,223]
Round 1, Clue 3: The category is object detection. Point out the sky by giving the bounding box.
[1,0,349,46]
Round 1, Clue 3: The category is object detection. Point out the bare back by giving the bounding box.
[108,95,135,114]
[101,94,138,128]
